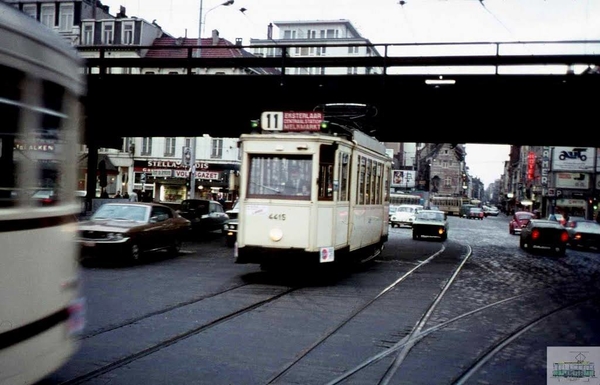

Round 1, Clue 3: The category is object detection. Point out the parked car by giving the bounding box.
[509,211,536,235]
[223,201,239,247]
[519,219,569,256]
[390,204,423,228]
[482,205,500,217]
[177,199,229,234]
[466,207,484,220]
[77,202,191,262]
[564,220,600,250]
[564,216,587,228]
[412,209,448,241]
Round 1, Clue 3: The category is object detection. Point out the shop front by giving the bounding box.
[133,159,239,204]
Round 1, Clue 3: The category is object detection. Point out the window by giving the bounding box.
[211,138,223,159]
[40,4,55,28]
[165,137,176,156]
[357,156,365,205]
[23,4,37,19]
[338,152,349,202]
[445,177,452,187]
[247,155,312,200]
[283,30,296,39]
[347,67,358,75]
[122,22,134,45]
[102,22,114,44]
[326,29,337,38]
[82,23,94,45]
[348,46,359,54]
[142,137,152,155]
[185,138,191,148]
[318,144,335,201]
[59,3,74,31]
[442,160,448,168]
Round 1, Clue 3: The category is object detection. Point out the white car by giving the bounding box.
[390,204,423,228]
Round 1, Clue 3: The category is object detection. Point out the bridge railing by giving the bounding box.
[77,40,600,76]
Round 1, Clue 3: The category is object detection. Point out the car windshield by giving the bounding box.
[397,206,415,213]
[517,213,534,220]
[92,204,148,222]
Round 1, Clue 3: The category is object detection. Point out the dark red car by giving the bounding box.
[509,211,536,235]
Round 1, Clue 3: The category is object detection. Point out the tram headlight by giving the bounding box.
[269,228,283,242]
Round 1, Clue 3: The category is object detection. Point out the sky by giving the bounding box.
[98,0,599,187]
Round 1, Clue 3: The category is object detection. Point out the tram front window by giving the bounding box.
[247,154,312,200]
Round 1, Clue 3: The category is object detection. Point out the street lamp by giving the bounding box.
[198,0,234,45]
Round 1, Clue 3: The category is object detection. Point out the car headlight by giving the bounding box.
[106,232,124,240]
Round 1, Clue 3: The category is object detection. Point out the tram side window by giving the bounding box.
[318,144,335,201]
[0,65,24,206]
[338,152,349,202]
[357,156,365,205]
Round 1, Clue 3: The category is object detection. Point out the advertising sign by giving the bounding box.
[554,172,590,189]
[541,146,550,187]
[552,147,594,171]
[391,170,416,188]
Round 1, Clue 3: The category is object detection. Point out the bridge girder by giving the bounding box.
[84,73,598,148]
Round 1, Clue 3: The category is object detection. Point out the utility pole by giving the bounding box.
[189,137,196,199]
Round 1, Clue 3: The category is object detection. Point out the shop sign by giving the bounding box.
[555,172,590,189]
[552,147,594,171]
[173,170,220,180]
[541,146,550,187]
[143,160,209,170]
[151,169,172,177]
[556,198,587,208]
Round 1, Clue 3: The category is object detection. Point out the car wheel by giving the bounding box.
[556,247,566,257]
[519,237,525,249]
[226,236,236,248]
[412,232,418,240]
[169,238,182,255]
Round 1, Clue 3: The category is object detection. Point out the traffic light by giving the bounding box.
[320,120,329,130]
[182,146,191,167]
[250,119,259,129]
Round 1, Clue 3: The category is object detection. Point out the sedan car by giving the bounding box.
[412,210,448,241]
[77,202,191,262]
[390,204,423,228]
[565,220,600,250]
[519,219,568,256]
[467,207,484,220]
[177,199,229,235]
[223,201,239,247]
[509,211,536,235]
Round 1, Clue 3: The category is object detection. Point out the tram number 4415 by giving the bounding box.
[269,213,286,221]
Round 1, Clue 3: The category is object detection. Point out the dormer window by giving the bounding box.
[40,4,55,28]
[82,22,94,45]
[22,4,37,19]
[102,22,114,44]
[59,3,74,31]
[122,21,134,45]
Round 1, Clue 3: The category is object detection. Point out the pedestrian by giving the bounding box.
[129,190,138,202]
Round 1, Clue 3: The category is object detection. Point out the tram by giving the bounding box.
[234,104,392,268]
[0,3,86,385]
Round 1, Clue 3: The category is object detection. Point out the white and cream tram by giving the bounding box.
[234,105,392,268]
[0,3,85,385]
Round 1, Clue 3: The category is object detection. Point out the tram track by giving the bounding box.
[81,282,251,339]
[265,244,448,385]
[323,254,600,385]
[60,284,302,385]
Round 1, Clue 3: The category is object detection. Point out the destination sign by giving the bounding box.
[261,111,323,131]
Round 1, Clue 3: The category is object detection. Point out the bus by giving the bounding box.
[430,195,470,216]
[0,4,86,385]
[234,104,392,268]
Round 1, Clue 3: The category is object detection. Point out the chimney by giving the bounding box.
[212,29,219,46]
[117,5,126,18]
[267,23,273,40]
[235,38,242,46]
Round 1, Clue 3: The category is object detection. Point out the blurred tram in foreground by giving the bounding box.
[234,104,392,268]
[0,3,85,385]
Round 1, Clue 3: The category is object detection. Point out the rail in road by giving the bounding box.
[50,218,600,384]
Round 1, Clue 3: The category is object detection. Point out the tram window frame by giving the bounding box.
[0,65,23,206]
[247,154,312,200]
[338,152,350,202]
[357,155,365,205]
[318,143,335,201]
